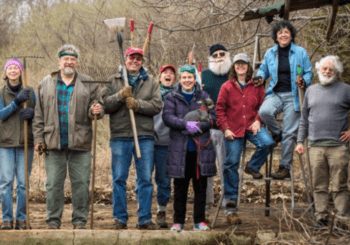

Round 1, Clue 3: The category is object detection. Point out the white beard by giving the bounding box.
[208,56,232,75]
[318,72,337,86]
[63,67,75,76]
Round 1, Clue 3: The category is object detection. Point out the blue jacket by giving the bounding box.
[257,42,313,111]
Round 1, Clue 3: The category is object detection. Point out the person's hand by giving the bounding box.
[19,108,34,120]
[294,143,304,154]
[126,97,139,111]
[90,103,103,115]
[340,130,350,142]
[249,120,261,135]
[14,88,31,105]
[35,143,47,155]
[118,86,132,100]
[185,121,201,134]
[296,78,305,89]
[252,76,264,87]
[224,129,235,140]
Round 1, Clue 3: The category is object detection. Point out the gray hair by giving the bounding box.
[57,44,80,58]
[315,55,343,75]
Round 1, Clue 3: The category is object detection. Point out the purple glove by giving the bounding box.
[185,121,201,134]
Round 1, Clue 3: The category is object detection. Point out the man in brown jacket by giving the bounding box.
[103,47,162,229]
[32,44,103,229]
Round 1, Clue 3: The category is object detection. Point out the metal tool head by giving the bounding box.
[103,17,126,42]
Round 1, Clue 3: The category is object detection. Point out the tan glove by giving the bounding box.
[126,97,139,111]
[118,86,132,100]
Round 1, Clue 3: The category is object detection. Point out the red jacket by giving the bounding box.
[216,79,265,137]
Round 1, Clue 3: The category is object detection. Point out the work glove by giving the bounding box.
[35,143,48,156]
[19,108,34,120]
[185,121,201,134]
[14,88,31,105]
[252,76,264,87]
[296,78,305,89]
[126,97,139,111]
[117,86,132,100]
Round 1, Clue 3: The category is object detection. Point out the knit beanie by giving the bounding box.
[209,43,228,56]
[4,58,24,72]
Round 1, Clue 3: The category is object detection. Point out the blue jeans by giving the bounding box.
[223,127,274,202]
[110,137,154,225]
[0,147,33,222]
[259,92,300,169]
[153,145,170,208]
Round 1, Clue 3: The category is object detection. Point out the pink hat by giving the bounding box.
[159,64,176,74]
[4,58,24,72]
[124,47,144,57]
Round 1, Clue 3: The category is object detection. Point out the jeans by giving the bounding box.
[223,127,274,203]
[0,147,33,222]
[206,129,225,206]
[153,145,170,208]
[45,149,91,226]
[259,92,300,170]
[110,137,154,225]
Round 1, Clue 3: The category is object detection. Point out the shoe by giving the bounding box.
[170,223,184,232]
[226,213,242,225]
[193,222,210,231]
[137,221,157,230]
[1,221,13,230]
[271,166,290,180]
[244,166,263,179]
[114,219,127,230]
[47,222,60,229]
[15,220,27,230]
[73,223,86,229]
[156,211,168,228]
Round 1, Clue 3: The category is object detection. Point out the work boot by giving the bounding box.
[114,219,127,230]
[156,211,168,228]
[1,221,13,230]
[244,166,263,179]
[226,213,242,225]
[15,220,27,230]
[271,166,290,180]
[136,221,158,230]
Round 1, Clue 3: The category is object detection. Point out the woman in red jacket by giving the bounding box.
[216,53,274,225]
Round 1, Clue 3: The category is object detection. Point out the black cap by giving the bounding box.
[209,43,227,55]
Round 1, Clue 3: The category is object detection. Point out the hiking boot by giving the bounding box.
[226,213,242,225]
[1,221,13,230]
[15,220,27,230]
[170,223,184,232]
[73,223,86,229]
[114,219,127,230]
[193,222,210,231]
[271,166,290,180]
[137,221,158,230]
[156,211,168,228]
[244,166,263,179]
[47,222,60,229]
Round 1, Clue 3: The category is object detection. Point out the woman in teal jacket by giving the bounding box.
[256,20,313,180]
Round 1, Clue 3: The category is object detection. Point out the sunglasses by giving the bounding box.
[212,51,226,58]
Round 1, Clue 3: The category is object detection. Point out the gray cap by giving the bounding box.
[232,53,250,64]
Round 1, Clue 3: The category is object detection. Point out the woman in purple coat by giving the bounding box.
[162,64,216,232]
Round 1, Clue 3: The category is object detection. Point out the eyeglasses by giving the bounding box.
[127,55,143,62]
[212,51,226,58]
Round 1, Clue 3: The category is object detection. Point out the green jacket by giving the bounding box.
[0,83,35,147]
[103,72,162,139]
[32,70,103,151]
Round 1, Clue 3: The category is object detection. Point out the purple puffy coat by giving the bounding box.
[162,84,216,178]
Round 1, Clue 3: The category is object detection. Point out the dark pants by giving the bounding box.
[173,151,207,224]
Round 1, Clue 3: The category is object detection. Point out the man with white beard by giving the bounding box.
[202,44,232,211]
[295,55,350,226]
[33,44,104,229]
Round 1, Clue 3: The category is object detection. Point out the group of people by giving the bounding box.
[1,19,350,231]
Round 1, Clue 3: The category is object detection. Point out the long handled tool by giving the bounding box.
[265,146,274,216]
[130,19,135,47]
[142,21,154,62]
[104,17,141,159]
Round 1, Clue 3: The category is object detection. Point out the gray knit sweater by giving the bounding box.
[297,81,350,143]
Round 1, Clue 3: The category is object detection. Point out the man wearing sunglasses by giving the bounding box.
[202,44,232,213]
[102,47,162,230]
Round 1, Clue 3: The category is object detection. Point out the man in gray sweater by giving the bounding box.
[295,55,350,226]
